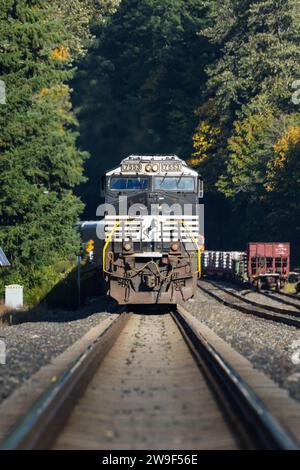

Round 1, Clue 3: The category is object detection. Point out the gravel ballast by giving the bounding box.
[207,279,300,313]
[186,288,300,403]
[0,297,116,403]
[2,287,300,408]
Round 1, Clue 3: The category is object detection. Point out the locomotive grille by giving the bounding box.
[104,215,200,245]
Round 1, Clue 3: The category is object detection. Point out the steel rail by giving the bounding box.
[0,311,130,450]
[199,280,300,328]
[2,304,299,451]
[172,305,299,450]
[261,290,300,310]
[205,280,300,317]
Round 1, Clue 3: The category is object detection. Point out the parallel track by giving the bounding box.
[261,290,300,310]
[0,307,298,450]
[199,280,300,329]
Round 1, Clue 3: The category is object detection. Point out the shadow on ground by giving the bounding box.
[1,264,119,325]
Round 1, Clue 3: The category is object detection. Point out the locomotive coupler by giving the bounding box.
[142,274,157,289]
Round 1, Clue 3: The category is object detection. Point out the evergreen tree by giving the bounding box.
[73,0,213,217]
[0,0,86,299]
[51,0,120,58]
[190,0,300,249]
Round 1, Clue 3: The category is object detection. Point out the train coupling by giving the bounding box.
[142,273,157,289]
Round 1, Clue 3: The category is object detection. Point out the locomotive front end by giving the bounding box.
[102,155,204,304]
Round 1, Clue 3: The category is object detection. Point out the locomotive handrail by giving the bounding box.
[102,218,139,273]
[181,220,202,277]
[102,217,202,277]
[103,221,121,273]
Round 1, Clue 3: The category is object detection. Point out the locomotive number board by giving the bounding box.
[122,162,182,173]
[122,162,143,172]
[161,162,182,172]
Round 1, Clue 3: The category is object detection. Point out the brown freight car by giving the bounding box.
[247,242,290,291]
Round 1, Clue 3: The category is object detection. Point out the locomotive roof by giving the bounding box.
[106,155,199,177]
[125,154,181,161]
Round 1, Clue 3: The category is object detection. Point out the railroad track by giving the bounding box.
[0,306,298,450]
[199,280,300,329]
[262,290,300,310]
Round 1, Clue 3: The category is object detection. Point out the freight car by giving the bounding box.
[202,243,290,291]
[78,155,204,304]
[248,242,290,291]
[202,251,247,283]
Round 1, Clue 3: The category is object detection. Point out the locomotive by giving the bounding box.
[79,155,204,304]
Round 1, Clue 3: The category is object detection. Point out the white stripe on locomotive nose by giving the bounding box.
[104,215,200,243]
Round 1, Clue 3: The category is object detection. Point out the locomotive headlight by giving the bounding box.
[152,164,159,172]
[123,241,132,252]
[170,242,180,252]
[145,164,152,172]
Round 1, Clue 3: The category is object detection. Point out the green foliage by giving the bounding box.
[0,0,87,300]
[203,0,300,117]
[73,0,214,216]
[51,0,121,59]
[191,0,300,253]
[2,0,300,301]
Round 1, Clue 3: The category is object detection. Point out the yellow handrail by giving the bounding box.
[182,220,202,276]
[103,217,202,277]
[103,222,120,273]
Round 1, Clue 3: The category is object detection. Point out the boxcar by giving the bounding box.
[247,242,290,291]
[202,242,291,291]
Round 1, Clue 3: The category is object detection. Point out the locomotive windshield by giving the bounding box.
[154,176,195,191]
[110,177,149,190]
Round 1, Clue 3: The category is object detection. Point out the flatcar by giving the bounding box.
[202,242,290,291]
[79,155,204,304]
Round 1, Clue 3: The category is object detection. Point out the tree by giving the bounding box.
[72,0,214,217]
[51,0,120,59]
[190,0,300,250]
[0,0,87,300]
[203,0,300,118]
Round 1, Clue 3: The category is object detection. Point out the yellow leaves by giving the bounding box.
[38,88,51,98]
[35,85,77,125]
[265,125,300,192]
[51,45,69,62]
[187,121,220,167]
[37,84,69,101]
[264,183,273,193]
[273,126,300,165]
[188,157,202,167]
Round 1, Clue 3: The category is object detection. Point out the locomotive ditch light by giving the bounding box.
[123,241,133,252]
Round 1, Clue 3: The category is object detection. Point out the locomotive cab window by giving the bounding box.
[154,176,195,191]
[110,177,149,191]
